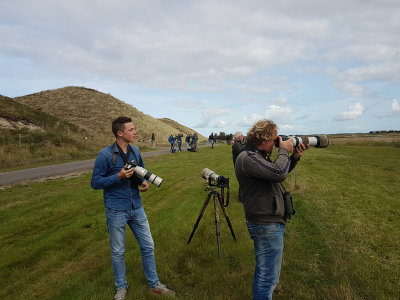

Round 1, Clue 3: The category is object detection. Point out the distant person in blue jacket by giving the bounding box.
[91,117,175,300]
[168,134,175,153]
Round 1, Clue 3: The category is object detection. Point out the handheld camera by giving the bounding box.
[125,160,163,187]
[275,135,329,148]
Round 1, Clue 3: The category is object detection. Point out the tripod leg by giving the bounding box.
[218,195,237,241]
[187,192,212,244]
[214,193,222,259]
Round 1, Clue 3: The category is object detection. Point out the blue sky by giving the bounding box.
[1,0,399,136]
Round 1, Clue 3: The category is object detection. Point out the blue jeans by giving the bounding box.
[106,206,159,290]
[247,223,285,300]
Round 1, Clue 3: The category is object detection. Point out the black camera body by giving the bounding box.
[275,135,290,147]
[125,160,136,170]
[215,175,229,188]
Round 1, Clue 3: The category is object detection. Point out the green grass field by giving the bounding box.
[1,144,399,299]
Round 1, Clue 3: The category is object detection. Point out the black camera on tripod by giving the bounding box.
[187,168,236,258]
[201,168,229,188]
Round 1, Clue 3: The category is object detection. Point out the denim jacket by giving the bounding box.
[91,142,145,210]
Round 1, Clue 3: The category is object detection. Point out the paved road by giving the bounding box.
[0,148,175,186]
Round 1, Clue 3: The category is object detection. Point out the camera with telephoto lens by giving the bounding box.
[275,135,329,148]
[201,168,229,188]
[125,160,163,187]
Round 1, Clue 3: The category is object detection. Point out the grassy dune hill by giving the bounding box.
[13,87,204,146]
[158,118,198,135]
[1,95,83,132]
[0,95,94,169]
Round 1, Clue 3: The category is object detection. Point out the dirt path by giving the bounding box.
[0,148,175,187]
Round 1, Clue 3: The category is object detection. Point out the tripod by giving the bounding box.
[187,180,236,258]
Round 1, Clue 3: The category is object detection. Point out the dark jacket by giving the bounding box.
[232,140,245,165]
[234,145,298,224]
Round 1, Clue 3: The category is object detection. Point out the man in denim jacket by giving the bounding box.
[91,116,175,300]
[235,120,307,300]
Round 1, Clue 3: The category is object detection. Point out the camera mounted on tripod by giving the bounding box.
[201,168,230,206]
[201,168,229,188]
[187,168,236,258]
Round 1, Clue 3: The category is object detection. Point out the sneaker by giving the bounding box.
[150,282,176,296]
[114,288,127,300]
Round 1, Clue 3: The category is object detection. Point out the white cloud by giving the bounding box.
[195,106,230,128]
[341,63,400,83]
[265,105,293,121]
[390,99,400,113]
[210,120,226,128]
[335,82,364,98]
[377,98,400,118]
[240,113,265,127]
[240,105,293,126]
[337,102,364,121]
[279,124,294,131]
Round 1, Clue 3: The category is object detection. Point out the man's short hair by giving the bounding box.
[112,116,132,137]
[246,120,277,146]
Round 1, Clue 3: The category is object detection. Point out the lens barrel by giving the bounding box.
[275,135,329,148]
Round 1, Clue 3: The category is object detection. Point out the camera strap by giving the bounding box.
[117,144,131,165]
[278,182,286,194]
[110,143,139,166]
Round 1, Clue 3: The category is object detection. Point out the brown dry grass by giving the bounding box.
[328,133,400,146]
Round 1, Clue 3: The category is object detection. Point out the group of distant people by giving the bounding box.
[168,133,198,153]
[149,132,198,153]
[208,132,235,148]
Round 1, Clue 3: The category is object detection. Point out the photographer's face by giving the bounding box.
[118,122,136,143]
[259,130,278,155]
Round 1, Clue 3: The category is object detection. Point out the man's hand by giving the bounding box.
[118,165,134,180]
[279,136,294,153]
[139,181,150,192]
[292,143,309,161]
